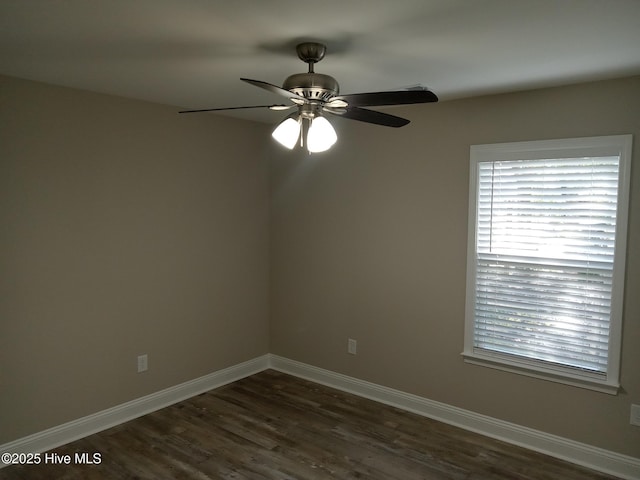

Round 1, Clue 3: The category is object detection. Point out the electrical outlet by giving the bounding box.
[348,338,357,355]
[631,404,640,427]
[137,354,148,373]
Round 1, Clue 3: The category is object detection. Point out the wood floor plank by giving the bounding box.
[0,370,622,480]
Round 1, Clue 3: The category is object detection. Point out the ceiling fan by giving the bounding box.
[179,42,438,153]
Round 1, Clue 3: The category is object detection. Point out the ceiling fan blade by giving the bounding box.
[241,78,307,103]
[330,89,438,107]
[326,106,410,128]
[179,104,290,114]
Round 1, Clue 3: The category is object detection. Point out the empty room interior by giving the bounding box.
[1,1,639,479]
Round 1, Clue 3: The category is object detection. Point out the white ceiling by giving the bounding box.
[2,0,640,123]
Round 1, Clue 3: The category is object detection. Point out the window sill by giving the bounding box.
[461,351,620,395]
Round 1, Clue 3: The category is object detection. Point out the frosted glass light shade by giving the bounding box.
[307,116,337,153]
[272,117,300,149]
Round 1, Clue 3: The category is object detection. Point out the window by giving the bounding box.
[463,135,632,394]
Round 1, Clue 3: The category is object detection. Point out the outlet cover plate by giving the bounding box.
[631,404,640,426]
[137,354,148,373]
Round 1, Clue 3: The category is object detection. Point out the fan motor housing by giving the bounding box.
[283,72,339,102]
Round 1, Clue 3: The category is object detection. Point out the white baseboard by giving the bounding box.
[268,354,640,480]
[0,354,270,464]
[2,353,638,479]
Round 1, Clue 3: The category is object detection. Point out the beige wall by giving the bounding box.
[0,75,271,443]
[269,76,640,457]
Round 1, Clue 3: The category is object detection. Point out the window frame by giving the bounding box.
[462,135,632,394]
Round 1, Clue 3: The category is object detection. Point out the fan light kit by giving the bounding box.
[180,42,438,153]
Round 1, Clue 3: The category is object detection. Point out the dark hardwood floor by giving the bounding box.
[0,369,621,479]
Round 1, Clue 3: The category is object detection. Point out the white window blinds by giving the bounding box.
[475,157,619,374]
[464,136,631,393]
